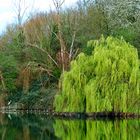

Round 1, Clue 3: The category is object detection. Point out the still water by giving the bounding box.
[0,113,140,140]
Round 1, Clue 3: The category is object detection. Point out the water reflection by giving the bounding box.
[0,113,140,140]
[0,113,58,140]
[54,119,140,140]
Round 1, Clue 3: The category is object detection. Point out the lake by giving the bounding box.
[0,113,140,140]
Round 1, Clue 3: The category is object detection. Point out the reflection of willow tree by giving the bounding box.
[54,120,86,140]
[54,119,140,140]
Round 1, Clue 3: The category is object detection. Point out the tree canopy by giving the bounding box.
[54,36,140,113]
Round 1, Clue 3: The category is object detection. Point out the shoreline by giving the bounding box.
[0,107,140,119]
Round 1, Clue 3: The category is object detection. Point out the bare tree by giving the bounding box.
[52,0,78,72]
[52,0,68,72]
[13,0,29,26]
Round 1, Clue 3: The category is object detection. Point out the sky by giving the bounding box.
[0,0,78,33]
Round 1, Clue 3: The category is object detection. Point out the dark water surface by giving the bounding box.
[0,113,140,140]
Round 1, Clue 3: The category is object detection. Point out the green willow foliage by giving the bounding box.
[54,119,140,140]
[54,36,140,113]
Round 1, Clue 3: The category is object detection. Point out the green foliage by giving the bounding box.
[113,27,137,44]
[0,50,18,92]
[54,119,140,140]
[54,120,86,140]
[0,0,140,109]
[6,85,56,110]
[19,92,40,108]
[54,36,140,113]
[112,26,140,56]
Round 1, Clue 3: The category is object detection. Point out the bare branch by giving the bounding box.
[52,0,65,12]
[26,43,59,67]
[72,48,79,59]
[69,31,76,60]
[13,0,34,26]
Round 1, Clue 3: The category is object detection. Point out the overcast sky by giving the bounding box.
[0,0,78,33]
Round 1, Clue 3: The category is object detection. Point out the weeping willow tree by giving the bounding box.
[54,36,140,113]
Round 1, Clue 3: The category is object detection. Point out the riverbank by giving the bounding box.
[1,106,140,119]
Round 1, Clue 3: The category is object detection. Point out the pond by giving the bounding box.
[0,113,140,140]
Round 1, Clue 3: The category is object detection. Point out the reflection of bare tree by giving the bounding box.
[0,114,60,140]
[0,114,7,140]
[20,116,58,140]
[1,128,7,140]
[23,124,30,140]
[0,113,6,125]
